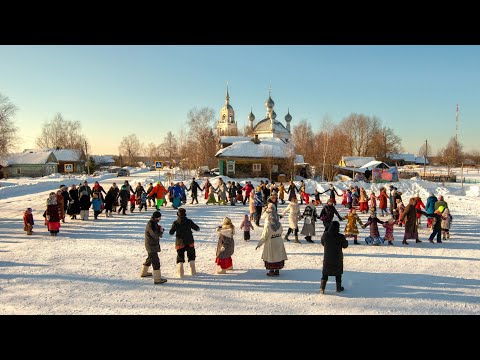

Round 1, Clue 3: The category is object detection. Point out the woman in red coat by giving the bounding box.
[46,192,61,236]
[378,188,389,217]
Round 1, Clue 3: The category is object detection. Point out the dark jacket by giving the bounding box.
[169,216,200,249]
[188,181,201,196]
[319,204,341,223]
[320,221,348,276]
[400,204,421,233]
[145,217,163,252]
[68,189,80,215]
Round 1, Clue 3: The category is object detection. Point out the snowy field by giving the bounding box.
[1,169,479,314]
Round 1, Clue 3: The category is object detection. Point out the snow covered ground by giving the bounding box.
[1,169,479,314]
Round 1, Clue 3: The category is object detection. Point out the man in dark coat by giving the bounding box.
[187,177,201,204]
[320,221,348,294]
[319,199,343,231]
[169,208,200,278]
[142,211,167,284]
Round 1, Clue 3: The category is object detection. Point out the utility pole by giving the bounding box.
[85,140,90,175]
[322,132,329,182]
[424,139,427,178]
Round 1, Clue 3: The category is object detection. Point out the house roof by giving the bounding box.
[360,160,388,169]
[5,151,58,165]
[414,157,429,164]
[91,155,115,164]
[341,156,376,167]
[389,153,417,162]
[219,136,251,144]
[215,137,294,159]
[50,149,83,161]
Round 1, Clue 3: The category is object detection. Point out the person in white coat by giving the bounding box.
[256,203,288,277]
[281,197,301,243]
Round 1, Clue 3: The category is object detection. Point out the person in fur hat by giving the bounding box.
[23,208,34,235]
[382,217,398,245]
[169,208,200,278]
[215,217,235,273]
[341,207,363,245]
[362,208,385,245]
[142,211,167,284]
[256,203,287,277]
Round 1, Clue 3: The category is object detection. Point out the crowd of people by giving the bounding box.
[22,176,454,294]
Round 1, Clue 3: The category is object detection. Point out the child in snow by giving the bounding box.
[312,189,322,206]
[341,207,363,245]
[395,199,405,227]
[129,194,136,212]
[139,192,148,212]
[441,207,452,240]
[92,193,103,220]
[362,208,385,245]
[215,217,235,273]
[300,199,318,243]
[240,213,254,241]
[23,208,34,235]
[382,217,398,245]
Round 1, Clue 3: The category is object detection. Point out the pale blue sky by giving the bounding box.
[0,45,478,155]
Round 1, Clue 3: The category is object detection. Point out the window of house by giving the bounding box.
[253,163,261,172]
[16,168,21,175]
[227,161,235,173]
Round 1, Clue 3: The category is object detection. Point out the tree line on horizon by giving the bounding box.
[0,91,477,178]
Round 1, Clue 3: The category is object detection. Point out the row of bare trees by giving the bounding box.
[0,93,18,158]
[292,113,403,180]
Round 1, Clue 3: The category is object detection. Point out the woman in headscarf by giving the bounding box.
[46,192,61,236]
[215,217,235,274]
[256,203,287,277]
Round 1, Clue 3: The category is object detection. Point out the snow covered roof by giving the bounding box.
[5,151,58,165]
[92,155,115,164]
[294,155,305,164]
[389,153,417,162]
[216,137,294,159]
[219,136,250,144]
[360,160,388,169]
[415,156,429,164]
[50,149,83,161]
[341,156,376,167]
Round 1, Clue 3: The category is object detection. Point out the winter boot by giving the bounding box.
[189,261,197,276]
[320,279,327,294]
[447,232,450,239]
[153,269,167,284]
[284,234,290,241]
[388,241,393,245]
[284,229,291,241]
[294,235,301,243]
[177,263,185,278]
[217,267,226,274]
[274,269,279,276]
[141,265,152,277]
[266,270,275,276]
[402,240,409,245]
[336,282,344,292]
[26,224,33,235]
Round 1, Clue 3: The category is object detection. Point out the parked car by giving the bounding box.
[149,166,156,171]
[117,168,130,177]
[210,168,220,176]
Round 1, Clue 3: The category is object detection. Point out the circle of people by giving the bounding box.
[22,178,453,292]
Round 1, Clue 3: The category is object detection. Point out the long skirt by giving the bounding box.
[48,221,61,232]
[264,260,285,270]
[359,201,368,212]
[216,257,233,269]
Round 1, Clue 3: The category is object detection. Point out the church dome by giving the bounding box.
[248,110,255,121]
[271,110,277,119]
[285,110,292,122]
[265,96,275,109]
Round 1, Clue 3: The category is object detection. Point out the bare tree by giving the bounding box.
[0,93,18,157]
[418,142,432,158]
[369,126,403,159]
[340,113,381,156]
[292,119,315,164]
[146,142,161,164]
[187,107,217,169]
[440,136,463,173]
[119,134,142,166]
[35,113,87,152]
[161,131,178,163]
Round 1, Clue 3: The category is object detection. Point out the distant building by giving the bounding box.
[388,153,428,165]
[50,148,86,174]
[91,155,116,167]
[215,88,297,180]
[2,150,58,178]
[216,83,238,137]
